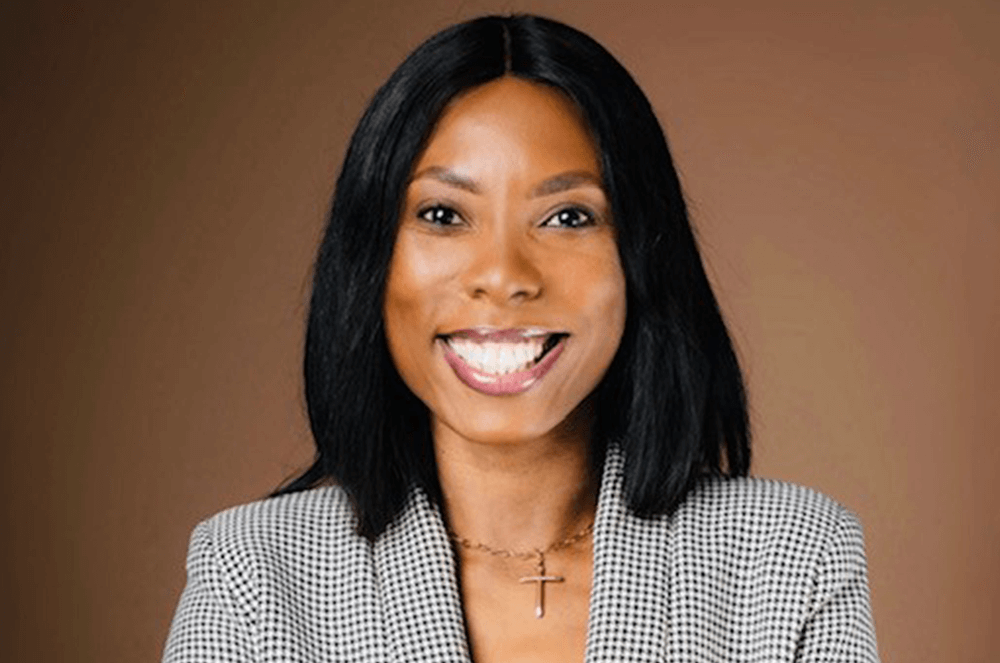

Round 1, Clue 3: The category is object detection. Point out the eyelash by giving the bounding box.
[416,204,597,229]
[417,205,461,226]
[540,207,596,228]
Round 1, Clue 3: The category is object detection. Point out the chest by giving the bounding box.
[458,547,593,663]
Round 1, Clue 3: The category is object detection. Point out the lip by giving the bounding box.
[444,327,555,342]
[438,332,567,396]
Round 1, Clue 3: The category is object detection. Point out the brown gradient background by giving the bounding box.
[1,0,997,661]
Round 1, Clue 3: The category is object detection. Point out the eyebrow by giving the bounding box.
[409,166,604,198]
[530,170,603,197]
[410,166,482,194]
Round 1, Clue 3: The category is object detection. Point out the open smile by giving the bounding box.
[437,329,569,396]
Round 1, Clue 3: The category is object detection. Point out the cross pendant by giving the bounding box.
[518,553,564,619]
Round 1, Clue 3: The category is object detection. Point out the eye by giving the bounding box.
[543,206,596,229]
[417,204,461,226]
[541,206,596,229]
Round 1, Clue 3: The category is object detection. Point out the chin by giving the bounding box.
[435,400,591,449]
[460,421,559,447]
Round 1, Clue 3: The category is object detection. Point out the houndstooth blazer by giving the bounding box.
[163,446,879,662]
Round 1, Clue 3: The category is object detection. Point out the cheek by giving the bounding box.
[592,257,627,313]
[575,250,627,365]
[561,247,627,327]
[382,234,459,380]
[385,235,433,324]
[384,271,430,366]
[597,269,628,356]
[383,278,434,404]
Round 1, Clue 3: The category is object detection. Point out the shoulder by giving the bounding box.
[186,485,369,579]
[649,480,878,656]
[167,487,385,659]
[674,476,867,568]
[199,484,359,541]
[684,475,857,526]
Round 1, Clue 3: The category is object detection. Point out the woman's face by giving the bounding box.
[383,77,626,447]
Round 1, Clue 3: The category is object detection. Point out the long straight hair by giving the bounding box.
[278,14,750,540]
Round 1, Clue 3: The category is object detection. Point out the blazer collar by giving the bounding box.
[373,446,672,663]
[585,445,672,662]
[374,486,472,662]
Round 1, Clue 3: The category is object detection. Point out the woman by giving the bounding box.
[163,14,878,662]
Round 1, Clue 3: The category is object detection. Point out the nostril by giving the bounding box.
[466,277,543,302]
[464,244,544,303]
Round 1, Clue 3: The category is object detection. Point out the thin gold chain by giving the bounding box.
[449,520,594,560]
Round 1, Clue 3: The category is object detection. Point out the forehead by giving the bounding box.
[413,77,601,177]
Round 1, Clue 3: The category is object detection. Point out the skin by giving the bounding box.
[383,77,627,663]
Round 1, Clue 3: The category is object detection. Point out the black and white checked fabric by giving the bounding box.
[163,447,879,662]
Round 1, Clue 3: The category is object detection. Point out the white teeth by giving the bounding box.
[447,336,551,375]
[498,346,514,374]
[515,344,529,367]
[482,343,497,372]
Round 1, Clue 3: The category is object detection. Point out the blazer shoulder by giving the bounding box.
[662,479,877,659]
[192,485,367,567]
[680,475,865,551]
[168,487,384,660]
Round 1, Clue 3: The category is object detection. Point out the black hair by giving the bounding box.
[277,14,750,539]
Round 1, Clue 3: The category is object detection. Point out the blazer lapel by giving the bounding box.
[375,488,472,663]
[585,446,673,662]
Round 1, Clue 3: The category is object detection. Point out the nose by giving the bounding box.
[465,233,543,304]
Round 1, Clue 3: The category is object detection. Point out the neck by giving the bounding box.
[433,423,598,553]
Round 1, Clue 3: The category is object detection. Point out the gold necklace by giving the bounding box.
[450,521,594,619]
